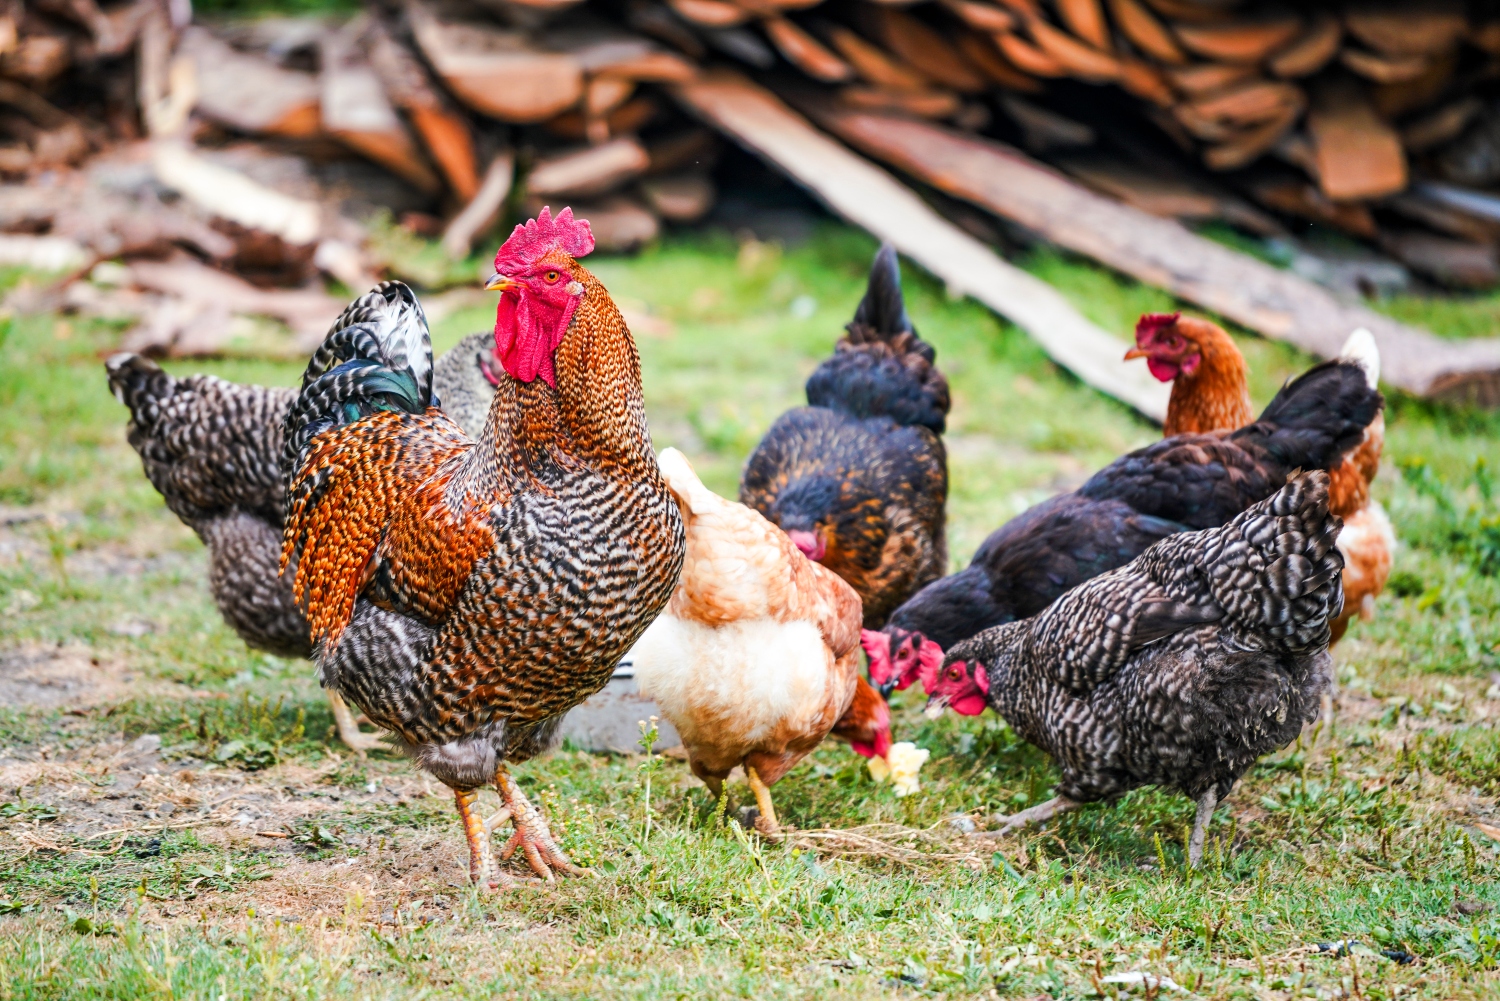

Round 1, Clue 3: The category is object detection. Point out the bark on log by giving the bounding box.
[672,71,1171,420]
[809,106,1500,405]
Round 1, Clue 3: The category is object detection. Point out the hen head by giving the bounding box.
[1124,311,1245,386]
[485,206,596,388]
[923,656,988,718]
[861,627,944,698]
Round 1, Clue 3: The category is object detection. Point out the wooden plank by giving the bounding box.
[808,105,1500,405]
[670,71,1169,420]
[1307,75,1407,201]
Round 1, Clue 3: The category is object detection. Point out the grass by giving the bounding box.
[1,223,1499,999]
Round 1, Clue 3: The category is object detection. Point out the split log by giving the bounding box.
[870,8,987,92]
[1164,63,1256,96]
[1025,17,1119,81]
[1267,13,1341,78]
[367,18,478,200]
[1056,153,1278,234]
[826,26,928,90]
[807,105,1500,405]
[442,151,513,259]
[762,17,851,82]
[993,31,1066,77]
[1400,97,1481,153]
[152,142,321,247]
[941,0,1015,34]
[1106,0,1185,64]
[407,1,583,123]
[1173,15,1303,64]
[531,195,658,251]
[1343,3,1466,58]
[672,71,1170,420]
[1383,231,1500,290]
[321,26,441,194]
[640,172,715,221]
[954,31,1041,91]
[528,137,650,198]
[1055,0,1109,51]
[1306,75,1406,201]
[179,28,320,138]
[1340,47,1430,85]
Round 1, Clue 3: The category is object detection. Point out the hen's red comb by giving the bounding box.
[1135,311,1181,344]
[494,206,595,272]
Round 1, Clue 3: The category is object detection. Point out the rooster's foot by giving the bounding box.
[1187,788,1218,869]
[454,788,513,890]
[978,795,1079,838]
[327,690,387,756]
[744,766,781,836]
[494,764,590,881]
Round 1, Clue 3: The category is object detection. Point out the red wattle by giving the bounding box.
[1145,357,1180,383]
[494,290,576,388]
[950,693,988,716]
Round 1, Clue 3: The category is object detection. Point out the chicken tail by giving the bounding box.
[1230,358,1382,473]
[1150,469,1345,653]
[804,244,950,433]
[1338,328,1380,389]
[282,281,434,480]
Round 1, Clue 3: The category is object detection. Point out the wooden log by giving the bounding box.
[1267,14,1340,78]
[762,16,851,82]
[547,96,658,140]
[442,152,513,259]
[640,172,715,221]
[531,195,658,251]
[1401,97,1482,153]
[407,1,583,123]
[1001,94,1094,150]
[152,143,321,247]
[840,86,959,118]
[321,27,442,195]
[1117,59,1174,106]
[528,137,650,198]
[1340,47,1430,85]
[368,19,478,200]
[1306,75,1406,202]
[1164,62,1256,97]
[1139,0,1235,22]
[1343,2,1466,58]
[1,34,70,83]
[1057,0,1110,51]
[955,31,1039,91]
[1383,231,1500,290]
[1174,16,1303,64]
[670,71,1170,420]
[870,8,987,92]
[1107,0,1185,64]
[806,105,1500,404]
[1368,51,1455,119]
[1247,176,1376,238]
[1188,79,1302,125]
[993,30,1066,76]
[1025,17,1119,81]
[1201,104,1300,170]
[667,0,750,28]
[941,0,1015,34]
[178,27,320,138]
[827,26,929,90]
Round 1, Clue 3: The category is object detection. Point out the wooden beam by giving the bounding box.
[672,71,1169,420]
[810,105,1500,406]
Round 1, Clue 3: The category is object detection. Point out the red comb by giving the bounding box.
[494,206,594,272]
[1135,312,1181,343]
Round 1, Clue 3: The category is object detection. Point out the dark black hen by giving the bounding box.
[106,319,501,752]
[740,244,949,628]
[927,471,1342,865]
[868,357,1380,694]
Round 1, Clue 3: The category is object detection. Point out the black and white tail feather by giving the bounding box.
[282,281,435,479]
[804,243,950,434]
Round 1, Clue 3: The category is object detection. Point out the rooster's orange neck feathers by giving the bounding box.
[1157,318,1253,436]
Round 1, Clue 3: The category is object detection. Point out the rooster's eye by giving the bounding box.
[544,270,560,283]
[950,667,963,680]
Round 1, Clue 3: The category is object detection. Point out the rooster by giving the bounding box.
[1126,314,1392,642]
[867,356,1381,696]
[106,332,504,753]
[633,448,892,834]
[740,244,949,629]
[925,471,1343,866]
[279,208,685,887]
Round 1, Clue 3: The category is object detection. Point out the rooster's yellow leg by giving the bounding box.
[326,690,386,755]
[745,766,780,834]
[493,764,591,880]
[454,788,509,889]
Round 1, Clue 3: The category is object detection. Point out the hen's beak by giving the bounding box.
[923,695,949,720]
[485,273,519,293]
[1123,346,1149,361]
[876,678,897,699]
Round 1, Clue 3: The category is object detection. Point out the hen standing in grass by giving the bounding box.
[106,333,501,752]
[925,472,1343,866]
[740,244,949,629]
[867,353,1381,696]
[1126,313,1392,642]
[279,207,684,887]
[633,448,891,833]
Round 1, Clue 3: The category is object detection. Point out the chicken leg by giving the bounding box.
[1187,788,1217,868]
[327,690,387,755]
[454,787,511,890]
[978,795,1079,837]
[493,764,590,881]
[745,765,780,835]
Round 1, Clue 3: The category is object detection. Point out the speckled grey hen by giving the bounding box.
[925,471,1344,866]
[740,244,948,629]
[280,208,685,888]
[106,327,506,752]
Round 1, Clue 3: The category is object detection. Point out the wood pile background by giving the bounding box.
[4,0,1500,408]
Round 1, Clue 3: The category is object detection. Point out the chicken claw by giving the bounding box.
[745,766,780,835]
[493,765,591,881]
[976,795,1079,838]
[1186,789,1217,869]
[326,690,387,756]
[454,788,512,890]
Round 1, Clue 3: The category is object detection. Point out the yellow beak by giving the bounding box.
[1123,347,1149,361]
[485,273,519,292]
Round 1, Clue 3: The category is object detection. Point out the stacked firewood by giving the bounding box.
[7,0,1500,289]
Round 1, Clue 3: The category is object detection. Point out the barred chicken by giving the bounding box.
[926,472,1343,866]
[740,244,949,629]
[867,356,1381,696]
[633,448,889,834]
[279,208,684,888]
[107,331,503,752]
[1125,314,1392,643]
